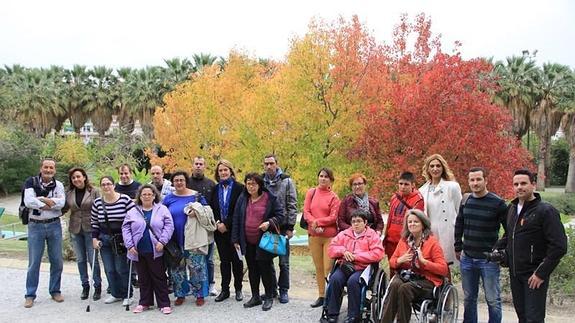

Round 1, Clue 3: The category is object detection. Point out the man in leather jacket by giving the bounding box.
[494,169,567,323]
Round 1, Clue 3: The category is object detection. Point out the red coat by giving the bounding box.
[385,190,424,244]
[337,194,384,233]
[328,227,385,270]
[389,235,448,286]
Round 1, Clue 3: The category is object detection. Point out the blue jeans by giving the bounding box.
[25,219,64,299]
[70,230,102,288]
[326,268,363,319]
[206,242,215,285]
[460,253,502,323]
[99,234,130,299]
[271,239,290,291]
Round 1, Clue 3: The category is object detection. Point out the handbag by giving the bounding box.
[259,224,287,256]
[163,239,184,268]
[136,207,183,268]
[340,261,356,278]
[102,203,126,256]
[299,188,317,230]
[19,176,40,225]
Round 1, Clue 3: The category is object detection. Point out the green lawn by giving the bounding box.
[0,213,28,256]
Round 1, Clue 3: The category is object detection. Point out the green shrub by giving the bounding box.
[499,227,575,305]
[0,125,42,195]
[540,192,575,216]
[550,138,569,186]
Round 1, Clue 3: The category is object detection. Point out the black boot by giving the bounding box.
[93,287,102,301]
[310,297,324,308]
[81,286,89,300]
[262,298,273,311]
[215,290,230,302]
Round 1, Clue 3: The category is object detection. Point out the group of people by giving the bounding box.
[21,153,567,323]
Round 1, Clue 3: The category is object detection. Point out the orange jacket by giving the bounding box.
[389,235,448,286]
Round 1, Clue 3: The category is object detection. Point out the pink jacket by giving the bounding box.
[328,227,385,270]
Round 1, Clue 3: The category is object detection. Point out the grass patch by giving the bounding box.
[539,191,575,216]
[0,213,27,231]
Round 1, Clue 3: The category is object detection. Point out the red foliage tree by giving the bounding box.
[354,14,533,200]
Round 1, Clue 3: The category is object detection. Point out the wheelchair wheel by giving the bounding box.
[369,268,387,322]
[437,284,458,323]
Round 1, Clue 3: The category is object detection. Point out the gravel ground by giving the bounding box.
[0,266,327,323]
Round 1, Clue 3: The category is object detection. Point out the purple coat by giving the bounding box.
[122,203,174,262]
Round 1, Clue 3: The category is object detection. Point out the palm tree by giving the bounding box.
[89,66,117,136]
[124,66,167,137]
[562,111,575,193]
[65,65,93,133]
[530,63,573,190]
[163,57,193,89]
[11,67,65,136]
[192,53,220,71]
[115,67,136,133]
[494,55,538,140]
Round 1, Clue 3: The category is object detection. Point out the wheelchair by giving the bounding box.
[320,261,387,323]
[382,266,459,323]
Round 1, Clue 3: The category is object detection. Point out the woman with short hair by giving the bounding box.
[210,159,245,302]
[91,176,135,306]
[337,173,383,234]
[232,173,284,311]
[122,184,174,314]
[162,171,209,306]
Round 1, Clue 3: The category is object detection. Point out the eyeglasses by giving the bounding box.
[246,182,259,187]
[100,183,114,187]
[351,219,365,224]
[352,182,365,187]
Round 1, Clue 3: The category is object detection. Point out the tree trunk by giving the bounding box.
[537,138,547,191]
[566,146,575,193]
[545,138,552,187]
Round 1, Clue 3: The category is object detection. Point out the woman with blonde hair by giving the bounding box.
[419,154,462,264]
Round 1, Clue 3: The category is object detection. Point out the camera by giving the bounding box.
[399,269,417,283]
[485,249,507,264]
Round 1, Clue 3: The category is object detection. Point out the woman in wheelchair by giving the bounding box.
[322,210,385,323]
[381,209,448,323]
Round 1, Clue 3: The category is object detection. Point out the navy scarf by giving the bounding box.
[218,178,234,221]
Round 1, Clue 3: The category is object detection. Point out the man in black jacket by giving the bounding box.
[187,156,217,295]
[495,169,567,323]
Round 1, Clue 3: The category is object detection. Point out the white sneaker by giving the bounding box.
[122,298,133,306]
[104,295,122,304]
[209,284,218,296]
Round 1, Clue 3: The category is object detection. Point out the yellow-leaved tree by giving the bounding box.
[151,16,378,197]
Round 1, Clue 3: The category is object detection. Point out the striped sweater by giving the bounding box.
[454,192,507,259]
[91,194,135,238]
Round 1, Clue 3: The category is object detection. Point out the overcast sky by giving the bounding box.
[1,0,573,69]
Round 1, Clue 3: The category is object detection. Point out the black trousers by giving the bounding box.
[245,242,276,299]
[215,231,243,292]
[136,253,170,308]
[510,272,549,323]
